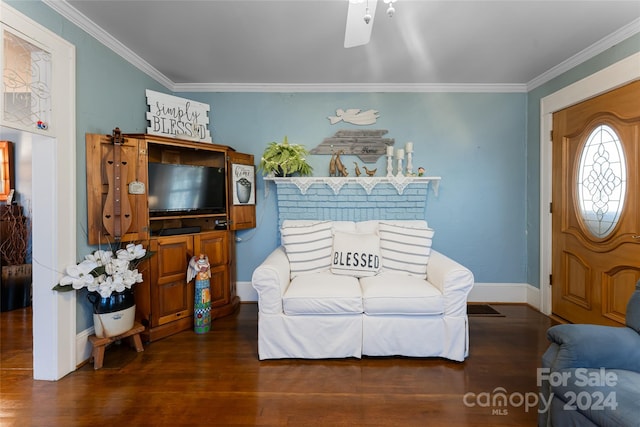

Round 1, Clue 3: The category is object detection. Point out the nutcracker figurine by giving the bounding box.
[187,254,211,334]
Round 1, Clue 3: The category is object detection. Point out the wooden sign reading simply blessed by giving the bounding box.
[145,90,211,142]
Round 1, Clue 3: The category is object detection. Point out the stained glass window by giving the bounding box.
[2,29,51,131]
[577,124,626,238]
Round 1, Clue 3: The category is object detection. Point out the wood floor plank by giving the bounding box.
[1,303,556,426]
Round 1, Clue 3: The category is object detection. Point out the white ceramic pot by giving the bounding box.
[93,305,136,338]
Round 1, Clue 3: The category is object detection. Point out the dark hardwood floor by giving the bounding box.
[1,303,556,426]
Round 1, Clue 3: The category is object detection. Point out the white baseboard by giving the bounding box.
[237,281,258,302]
[526,284,541,310]
[469,282,540,309]
[238,281,541,309]
[76,326,95,367]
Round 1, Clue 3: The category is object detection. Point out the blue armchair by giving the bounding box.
[539,280,640,427]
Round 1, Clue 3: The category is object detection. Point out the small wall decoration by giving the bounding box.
[232,163,255,205]
[146,89,211,142]
[187,254,212,334]
[329,151,349,177]
[310,129,394,163]
[328,109,379,125]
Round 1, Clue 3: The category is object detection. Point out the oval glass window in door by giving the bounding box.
[577,124,627,238]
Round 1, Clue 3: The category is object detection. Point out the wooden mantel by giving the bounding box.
[264,176,441,196]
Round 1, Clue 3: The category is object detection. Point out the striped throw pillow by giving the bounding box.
[281,221,333,278]
[378,222,434,279]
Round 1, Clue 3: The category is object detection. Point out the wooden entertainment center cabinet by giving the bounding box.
[86,132,255,342]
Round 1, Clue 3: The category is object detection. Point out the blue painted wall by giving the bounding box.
[180,91,528,285]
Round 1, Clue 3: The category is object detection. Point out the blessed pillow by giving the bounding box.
[281,221,333,278]
[331,231,381,277]
[378,222,434,279]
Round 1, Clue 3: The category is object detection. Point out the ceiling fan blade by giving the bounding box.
[344,0,378,48]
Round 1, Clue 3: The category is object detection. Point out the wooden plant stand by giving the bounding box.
[88,322,145,370]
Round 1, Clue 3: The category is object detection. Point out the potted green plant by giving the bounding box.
[258,136,313,177]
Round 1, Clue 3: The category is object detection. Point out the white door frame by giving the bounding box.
[1,2,77,380]
[539,52,640,316]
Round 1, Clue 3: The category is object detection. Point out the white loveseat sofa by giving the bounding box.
[251,220,474,361]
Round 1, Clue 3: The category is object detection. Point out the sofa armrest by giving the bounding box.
[426,250,474,316]
[545,323,640,373]
[251,246,291,314]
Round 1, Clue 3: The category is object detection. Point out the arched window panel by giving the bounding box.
[2,28,51,132]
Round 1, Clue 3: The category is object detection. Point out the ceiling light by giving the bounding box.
[386,1,395,17]
[345,0,398,48]
[364,7,372,24]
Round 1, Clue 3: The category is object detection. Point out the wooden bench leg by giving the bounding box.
[130,333,144,352]
[92,344,106,370]
[88,323,145,370]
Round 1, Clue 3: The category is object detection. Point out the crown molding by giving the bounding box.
[42,0,174,90]
[173,82,527,93]
[43,1,638,95]
[527,17,640,91]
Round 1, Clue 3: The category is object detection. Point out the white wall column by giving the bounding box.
[1,2,77,380]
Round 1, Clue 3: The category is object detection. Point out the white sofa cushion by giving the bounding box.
[353,220,380,234]
[307,220,379,234]
[283,272,363,315]
[378,221,434,279]
[360,272,444,315]
[281,221,333,277]
[330,231,381,277]
[331,221,357,233]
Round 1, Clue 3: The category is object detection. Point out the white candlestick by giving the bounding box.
[386,154,394,177]
[405,142,413,153]
[386,145,394,157]
[407,151,413,176]
[396,157,404,177]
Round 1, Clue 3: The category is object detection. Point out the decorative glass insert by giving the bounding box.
[577,124,626,238]
[2,29,52,130]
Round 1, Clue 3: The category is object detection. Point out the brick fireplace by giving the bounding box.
[267,177,440,228]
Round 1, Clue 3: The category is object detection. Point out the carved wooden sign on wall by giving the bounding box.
[146,89,212,142]
[310,129,394,163]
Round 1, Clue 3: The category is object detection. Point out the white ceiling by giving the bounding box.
[50,0,640,91]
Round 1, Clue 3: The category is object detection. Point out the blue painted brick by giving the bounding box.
[279,201,300,207]
[276,187,297,195]
[274,180,433,223]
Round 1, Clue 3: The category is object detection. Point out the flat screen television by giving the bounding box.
[147,162,226,216]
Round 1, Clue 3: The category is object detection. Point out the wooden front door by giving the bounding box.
[552,80,640,326]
